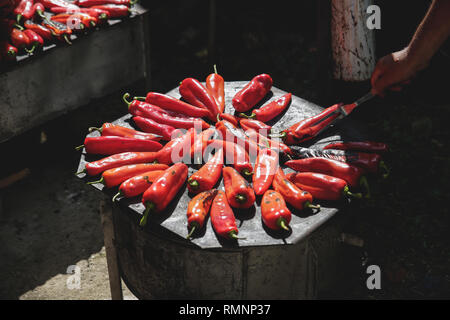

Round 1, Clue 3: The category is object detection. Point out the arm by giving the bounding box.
[371,0,450,96]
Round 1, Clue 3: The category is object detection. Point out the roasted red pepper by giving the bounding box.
[14,0,35,23]
[24,20,53,41]
[186,189,218,239]
[86,163,168,187]
[23,29,43,53]
[240,93,291,122]
[140,163,188,226]
[112,169,164,201]
[179,77,220,122]
[239,118,272,135]
[207,139,253,176]
[124,93,210,130]
[285,158,369,197]
[155,128,195,165]
[77,0,136,7]
[191,128,216,165]
[76,136,163,155]
[323,141,389,154]
[252,148,279,196]
[290,146,389,177]
[134,92,211,118]
[210,190,241,240]
[77,151,158,176]
[286,172,362,201]
[206,65,225,113]
[272,168,319,210]
[88,122,162,141]
[222,166,255,209]
[41,19,72,44]
[232,74,273,112]
[261,189,291,231]
[132,116,179,141]
[187,148,223,194]
[0,41,17,61]
[90,4,130,18]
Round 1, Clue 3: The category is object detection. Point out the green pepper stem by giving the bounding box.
[213,64,218,74]
[90,21,96,28]
[99,13,108,19]
[25,45,36,54]
[235,194,247,203]
[75,144,85,151]
[229,230,245,240]
[112,191,122,202]
[242,169,253,177]
[343,185,362,199]
[278,218,290,231]
[75,168,86,175]
[16,14,22,24]
[186,223,198,239]
[63,34,72,45]
[130,0,139,5]
[88,126,102,133]
[359,176,371,199]
[86,177,104,185]
[305,202,321,210]
[188,179,199,189]
[123,92,133,107]
[133,96,146,101]
[239,112,253,119]
[14,22,24,30]
[269,131,286,139]
[379,160,390,179]
[139,202,155,227]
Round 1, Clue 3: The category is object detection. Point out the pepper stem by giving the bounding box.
[359,176,371,199]
[379,160,390,179]
[343,185,362,199]
[139,202,155,227]
[25,45,36,54]
[130,0,139,5]
[188,179,199,190]
[186,223,198,239]
[278,218,290,231]
[75,168,86,175]
[238,112,255,119]
[14,23,24,31]
[235,194,247,203]
[90,21,96,28]
[16,14,22,24]
[88,126,102,133]
[242,168,253,177]
[63,34,72,45]
[229,230,245,240]
[75,144,85,151]
[269,131,287,139]
[133,96,146,101]
[99,13,108,20]
[213,64,218,74]
[86,177,104,185]
[304,202,321,210]
[123,92,132,107]
[112,191,122,202]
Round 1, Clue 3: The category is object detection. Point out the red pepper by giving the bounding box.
[112,169,165,201]
[24,20,53,41]
[272,168,319,211]
[285,158,369,197]
[90,4,130,18]
[88,123,162,141]
[77,0,135,7]
[252,148,279,196]
[77,151,158,176]
[210,190,240,240]
[217,113,239,127]
[14,0,34,23]
[0,41,17,61]
[186,189,218,239]
[261,189,291,231]
[240,93,291,122]
[124,93,210,130]
[140,163,189,226]
[207,139,253,176]
[290,146,389,177]
[76,136,163,155]
[222,166,255,209]
[135,92,212,118]
[10,27,30,49]
[214,120,260,157]
[86,163,169,188]
[41,19,72,44]
[206,65,225,113]
[246,129,293,157]
[232,74,273,112]
[190,128,216,165]
[32,2,45,19]
[179,77,220,122]
[38,0,79,10]
[187,148,223,194]
[50,7,110,21]
[51,13,96,29]
[132,116,178,141]
[23,29,43,53]
[286,172,362,201]
[155,128,195,165]
[239,118,272,136]
[323,141,389,154]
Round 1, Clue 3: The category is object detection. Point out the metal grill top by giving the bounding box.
[76,81,367,249]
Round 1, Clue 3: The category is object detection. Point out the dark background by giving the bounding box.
[1,0,449,299]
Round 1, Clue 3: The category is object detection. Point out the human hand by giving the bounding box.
[370,47,428,97]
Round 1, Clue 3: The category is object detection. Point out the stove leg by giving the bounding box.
[99,199,123,300]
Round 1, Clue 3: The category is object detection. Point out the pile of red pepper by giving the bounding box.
[76,67,389,241]
[0,0,136,63]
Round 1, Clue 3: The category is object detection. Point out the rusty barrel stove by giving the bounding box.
[77,82,368,299]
